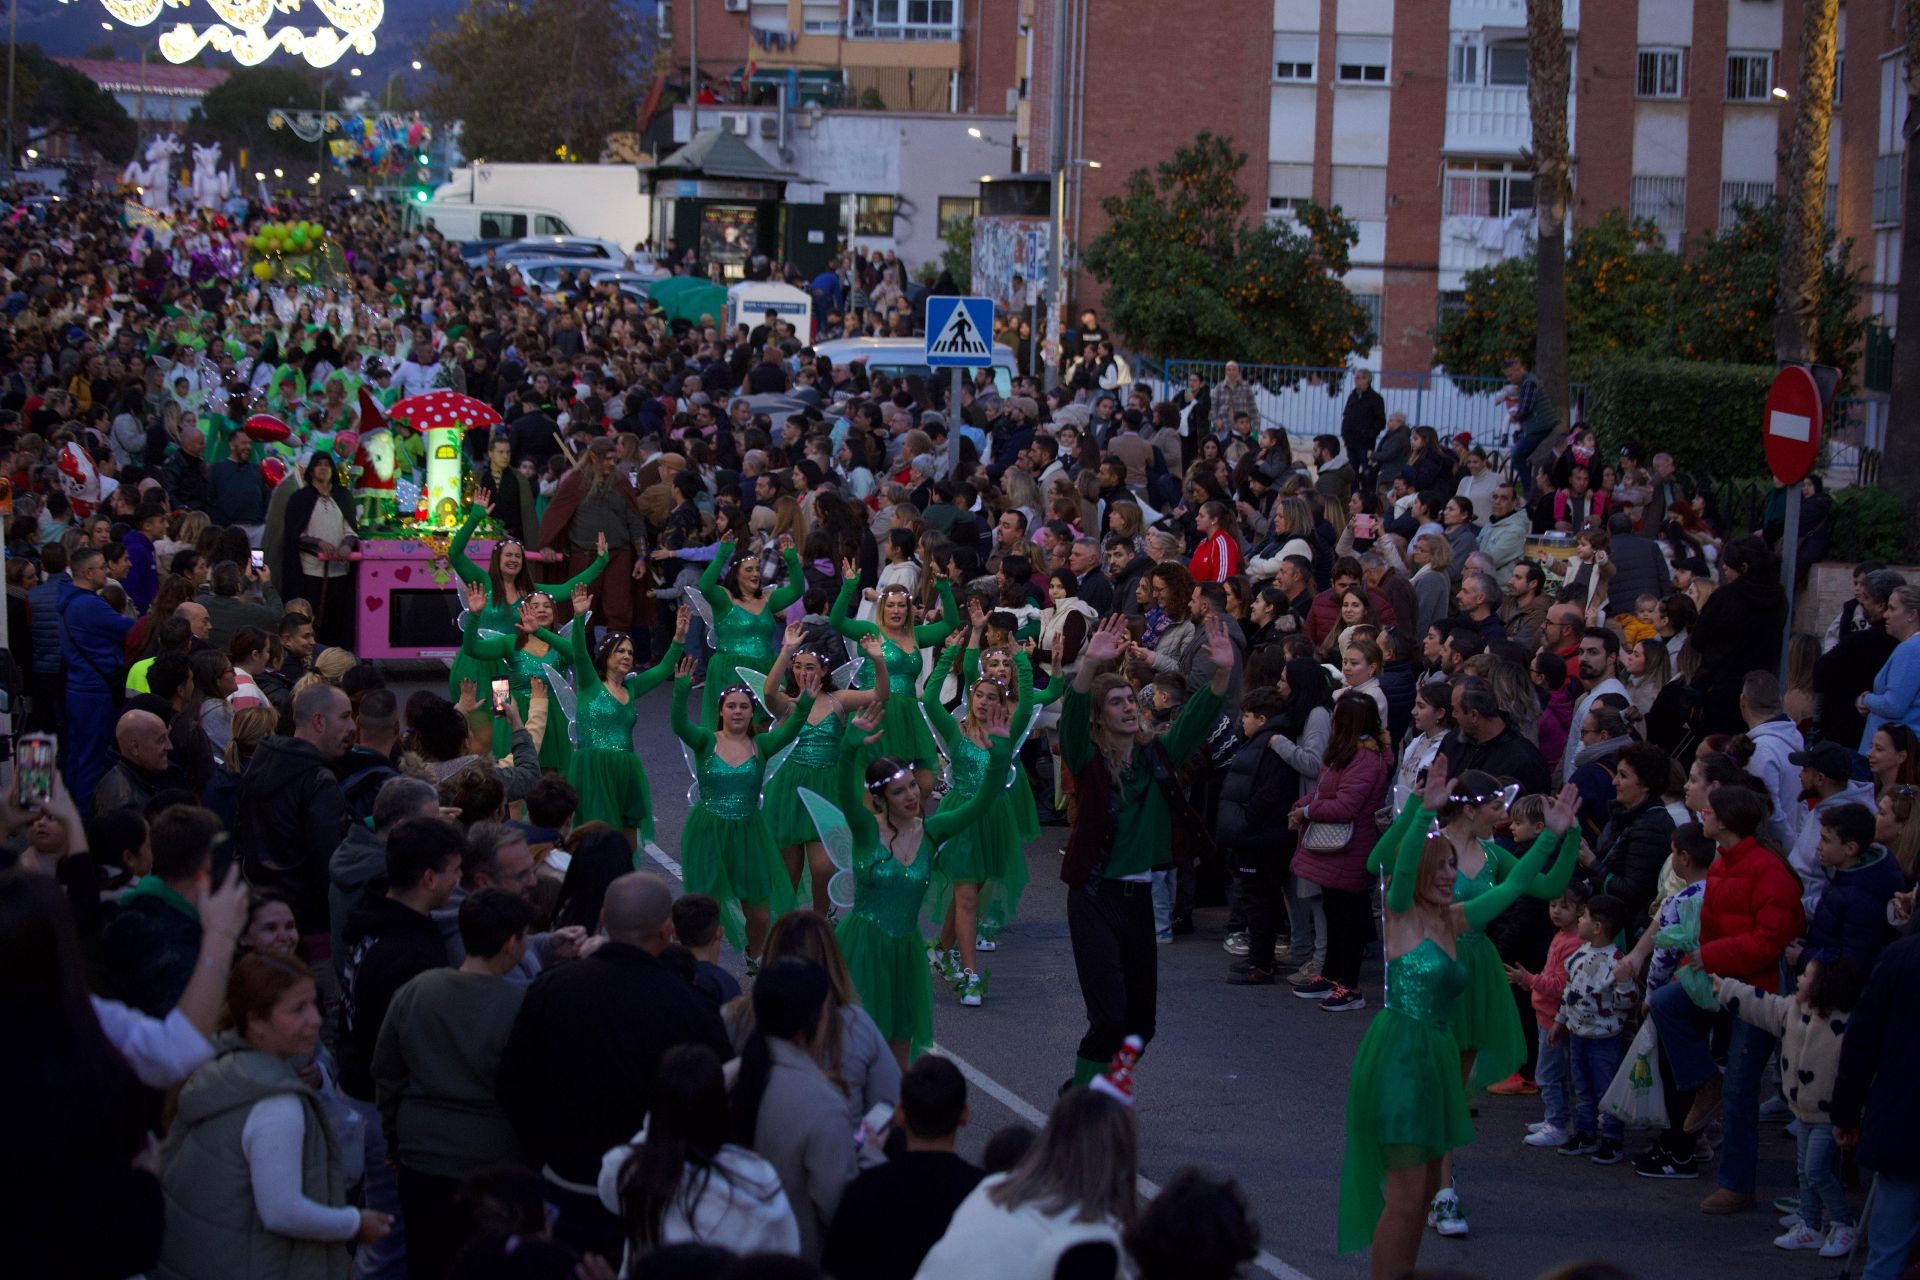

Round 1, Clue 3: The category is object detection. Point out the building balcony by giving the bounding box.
[1443,83,1576,157]
[1449,0,1578,33]
[1439,212,1537,283]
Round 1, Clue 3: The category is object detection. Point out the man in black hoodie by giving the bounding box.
[1105,536,1152,619]
[235,683,355,951]
[337,814,465,1280]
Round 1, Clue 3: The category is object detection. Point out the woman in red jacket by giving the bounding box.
[1639,783,1806,1206]
[1288,693,1393,1012]
[1189,499,1243,583]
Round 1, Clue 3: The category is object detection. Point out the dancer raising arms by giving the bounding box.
[961,601,1068,853]
[564,603,688,845]
[1340,759,1580,1279]
[697,535,805,727]
[922,634,1032,1007]
[449,500,607,755]
[760,624,892,918]
[829,557,961,804]
[670,657,816,970]
[832,698,1017,1070]
[507,582,593,775]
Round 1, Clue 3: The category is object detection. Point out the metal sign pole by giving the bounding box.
[949,366,963,476]
[1779,484,1800,679]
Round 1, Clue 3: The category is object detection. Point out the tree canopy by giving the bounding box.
[15,45,136,163]
[1081,132,1375,369]
[1436,203,1865,384]
[190,65,324,171]
[422,0,648,164]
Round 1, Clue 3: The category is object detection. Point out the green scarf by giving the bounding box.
[121,874,200,923]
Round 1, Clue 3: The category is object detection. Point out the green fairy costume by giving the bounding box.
[921,645,1032,940]
[962,646,1063,848]
[1366,795,1580,1089]
[449,504,606,758]
[670,676,811,952]
[828,575,960,770]
[506,622,582,774]
[563,611,682,839]
[827,722,1014,1057]
[1338,797,1568,1254]
[695,540,806,727]
[761,701,846,851]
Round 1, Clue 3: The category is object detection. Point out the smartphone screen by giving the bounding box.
[18,733,55,806]
[491,678,511,714]
[249,548,265,570]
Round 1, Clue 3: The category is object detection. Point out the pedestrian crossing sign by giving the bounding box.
[925,296,995,368]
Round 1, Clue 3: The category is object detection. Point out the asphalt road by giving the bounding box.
[395,671,1813,1280]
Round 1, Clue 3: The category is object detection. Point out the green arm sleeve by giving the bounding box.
[670,676,714,755]
[627,642,684,698]
[449,505,488,589]
[699,541,733,620]
[767,548,807,610]
[1369,796,1427,878]
[1382,800,1434,915]
[555,552,610,598]
[829,575,879,641]
[757,691,815,756]
[1462,829,1561,930]
[962,647,981,685]
[568,609,602,701]
[921,647,963,747]
[1527,827,1582,899]
[927,738,1016,842]
[837,722,880,858]
[912,579,961,647]
[532,627,567,651]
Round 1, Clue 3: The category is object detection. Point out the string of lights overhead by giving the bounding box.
[66,0,384,68]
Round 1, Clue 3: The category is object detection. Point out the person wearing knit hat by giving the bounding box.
[1008,395,1039,421]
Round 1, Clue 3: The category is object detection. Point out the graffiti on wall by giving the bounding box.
[972,215,1049,311]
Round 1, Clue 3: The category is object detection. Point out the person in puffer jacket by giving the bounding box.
[1792,802,1902,978]
[1286,693,1391,1011]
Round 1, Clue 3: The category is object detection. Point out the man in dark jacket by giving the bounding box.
[1106,537,1152,618]
[25,543,67,734]
[1216,690,1298,985]
[1442,675,1551,797]
[199,560,281,656]
[208,427,270,531]
[101,805,221,1016]
[1812,568,1903,751]
[59,547,137,811]
[1833,932,1920,1273]
[1600,512,1669,620]
[91,708,184,819]
[1340,369,1386,476]
[235,683,355,948]
[497,871,731,1257]
[1067,539,1115,616]
[158,426,211,512]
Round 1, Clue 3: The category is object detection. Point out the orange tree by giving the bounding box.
[1081,132,1375,370]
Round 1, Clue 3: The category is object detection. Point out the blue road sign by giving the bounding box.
[925,296,995,368]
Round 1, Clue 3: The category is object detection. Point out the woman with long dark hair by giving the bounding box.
[552,825,638,932]
[599,1043,798,1272]
[276,452,358,647]
[696,534,806,727]
[563,605,687,844]
[828,555,961,804]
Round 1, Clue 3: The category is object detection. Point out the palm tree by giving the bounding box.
[1525,0,1571,434]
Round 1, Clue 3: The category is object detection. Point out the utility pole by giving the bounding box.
[689,0,700,135]
[2,0,16,181]
[1043,0,1068,389]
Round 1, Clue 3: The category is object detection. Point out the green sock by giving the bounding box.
[1072,1055,1105,1088]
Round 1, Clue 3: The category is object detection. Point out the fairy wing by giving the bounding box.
[537,661,580,745]
[733,666,772,714]
[760,738,798,803]
[683,588,714,635]
[830,657,864,691]
[1007,709,1040,788]
[919,699,958,789]
[680,741,701,808]
[796,786,858,910]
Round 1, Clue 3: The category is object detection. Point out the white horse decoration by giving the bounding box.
[189,142,231,212]
[122,135,184,214]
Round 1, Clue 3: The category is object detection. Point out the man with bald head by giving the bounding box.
[175,600,212,647]
[498,871,731,1255]
[90,708,184,817]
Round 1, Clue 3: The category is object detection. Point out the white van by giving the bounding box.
[403,202,575,243]
[812,337,1018,397]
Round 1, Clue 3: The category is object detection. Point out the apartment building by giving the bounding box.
[1026,0,1905,374]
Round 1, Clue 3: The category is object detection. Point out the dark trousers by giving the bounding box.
[1320,884,1375,989]
[568,548,642,635]
[1068,878,1158,1063]
[396,1166,461,1280]
[1232,845,1286,973]
[1511,432,1552,498]
[291,570,355,649]
[24,669,64,734]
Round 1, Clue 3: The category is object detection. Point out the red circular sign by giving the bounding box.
[1763,366,1823,486]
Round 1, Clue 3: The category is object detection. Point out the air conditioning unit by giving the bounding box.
[759,116,778,137]
[720,113,752,136]
[723,0,748,11]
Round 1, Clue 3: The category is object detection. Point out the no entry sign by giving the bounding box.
[1764,366,1823,486]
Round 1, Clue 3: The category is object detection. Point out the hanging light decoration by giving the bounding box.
[68,0,384,69]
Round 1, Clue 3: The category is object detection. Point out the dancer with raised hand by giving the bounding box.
[564,602,687,846]
[828,557,961,804]
[670,657,816,971]
[696,534,805,727]
[760,624,892,918]
[960,597,1066,853]
[826,698,1016,1070]
[1340,759,1581,1279]
[450,499,607,755]
[1058,611,1237,1090]
[507,582,593,774]
[1365,762,1581,1239]
[922,634,1031,1007]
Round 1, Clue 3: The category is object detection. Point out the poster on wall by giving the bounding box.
[971,216,1049,312]
[701,205,758,271]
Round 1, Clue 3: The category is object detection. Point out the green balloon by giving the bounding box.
[289,229,308,249]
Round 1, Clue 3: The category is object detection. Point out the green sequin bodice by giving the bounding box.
[851,836,933,940]
[948,732,991,794]
[714,601,779,663]
[697,751,764,819]
[1384,938,1468,1028]
[1451,853,1499,946]
[579,685,637,751]
[788,712,843,769]
[856,634,922,697]
[506,642,566,704]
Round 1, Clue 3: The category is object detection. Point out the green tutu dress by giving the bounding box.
[562,610,681,840]
[698,540,805,727]
[963,647,1063,847]
[829,723,1014,1057]
[449,504,606,758]
[506,635,578,775]
[671,677,810,952]
[761,708,845,849]
[1337,938,1475,1254]
[828,575,959,771]
[924,647,1029,938]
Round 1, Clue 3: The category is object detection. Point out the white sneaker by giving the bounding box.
[1523,1125,1570,1148]
[1430,1189,1468,1237]
[974,935,998,953]
[957,969,983,1007]
[1818,1225,1859,1259]
[1773,1223,1824,1251]
[1526,1120,1550,1134]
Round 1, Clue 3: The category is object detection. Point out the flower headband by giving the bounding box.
[867,765,913,793]
[1450,782,1521,810]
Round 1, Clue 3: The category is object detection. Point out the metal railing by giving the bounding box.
[1138,358,1586,450]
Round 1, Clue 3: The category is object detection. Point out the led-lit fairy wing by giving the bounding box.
[732,666,772,714]
[537,663,580,747]
[830,658,863,690]
[797,786,858,910]
[761,738,798,804]
[681,741,701,808]
[683,588,714,635]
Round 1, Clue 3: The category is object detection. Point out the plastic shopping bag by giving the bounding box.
[1600,1020,1669,1131]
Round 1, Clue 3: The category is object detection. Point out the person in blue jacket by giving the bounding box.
[120,500,165,616]
[1833,932,1920,1279]
[58,546,136,810]
[1794,803,1903,978]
